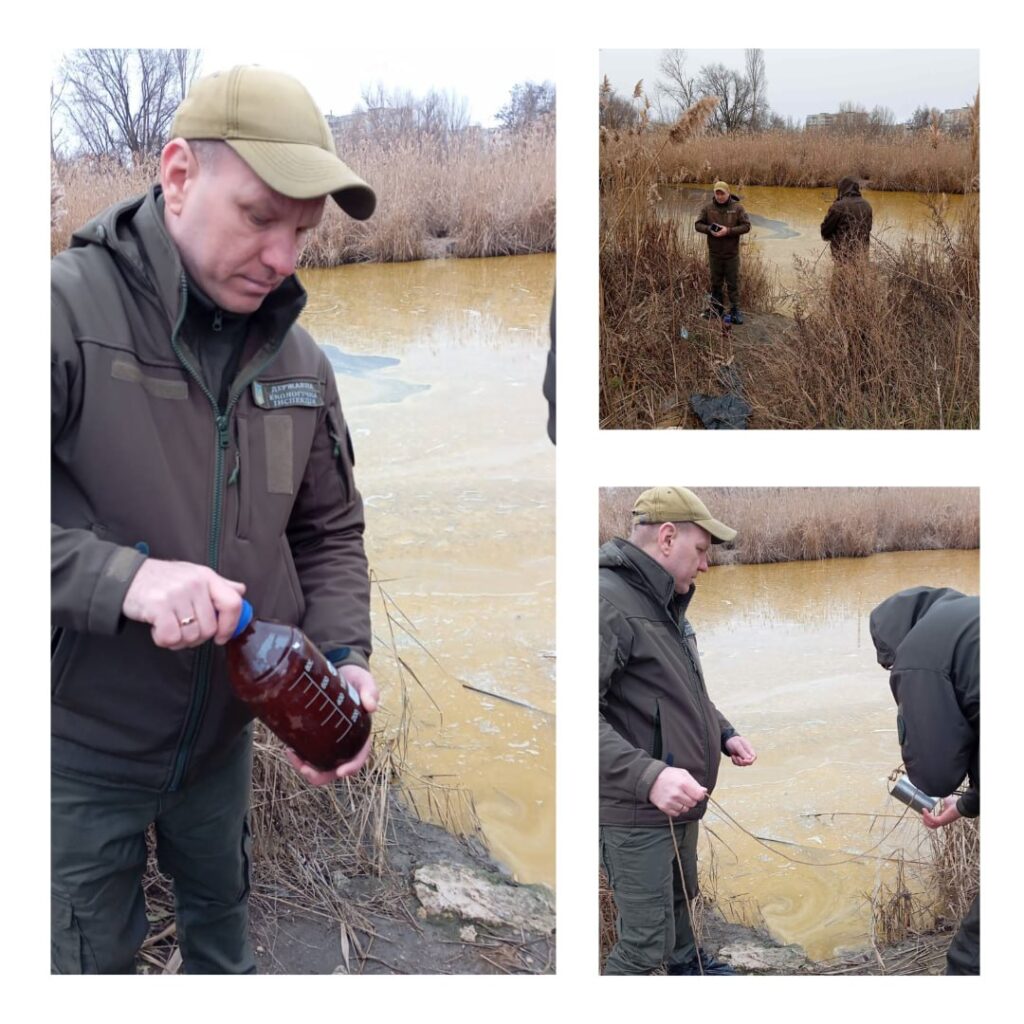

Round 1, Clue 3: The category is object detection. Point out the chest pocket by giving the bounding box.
[233,393,321,541]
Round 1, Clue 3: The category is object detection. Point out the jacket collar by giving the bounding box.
[600,537,695,621]
[70,186,307,363]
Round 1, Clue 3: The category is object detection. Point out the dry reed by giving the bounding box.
[607,126,977,195]
[50,125,555,264]
[598,487,979,563]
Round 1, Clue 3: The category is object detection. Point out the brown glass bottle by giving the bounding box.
[226,601,372,771]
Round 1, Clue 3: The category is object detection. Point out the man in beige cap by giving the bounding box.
[52,66,377,973]
[695,181,751,323]
[599,487,756,975]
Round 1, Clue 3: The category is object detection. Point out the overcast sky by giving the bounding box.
[600,49,980,123]
[192,48,558,127]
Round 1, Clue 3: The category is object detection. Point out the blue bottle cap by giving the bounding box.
[231,599,254,639]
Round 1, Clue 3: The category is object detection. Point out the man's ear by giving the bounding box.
[160,138,198,217]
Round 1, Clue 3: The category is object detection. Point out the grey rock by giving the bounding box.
[717,940,809,974]
[414,861,555,935]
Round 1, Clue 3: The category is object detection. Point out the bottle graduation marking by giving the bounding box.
[286,663,357,739]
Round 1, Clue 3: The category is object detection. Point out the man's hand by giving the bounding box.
[922,795,962,830]
[122,558,246,649]
[649,766,708,817]
[285,664,379,787]
[725,735,757,766]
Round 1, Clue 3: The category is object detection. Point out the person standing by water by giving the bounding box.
[599,487,757,975]
[695,181,751,324]
[820,176,873,261]
[51,65,380,974]
[869,586,979,975]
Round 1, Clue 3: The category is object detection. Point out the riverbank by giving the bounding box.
[137,738,555,975]
[599,487,979,561]
[50,124,555,263]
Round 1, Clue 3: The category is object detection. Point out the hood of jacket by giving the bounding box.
[869,586,964,668]
[598,537,695,620]
[837,176,863,199]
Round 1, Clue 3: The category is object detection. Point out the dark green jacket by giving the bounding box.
[869,587,979,817]
[694,193,750,258]
[820,177,873,259]
[599,539,736,826]
[51,187,371,792]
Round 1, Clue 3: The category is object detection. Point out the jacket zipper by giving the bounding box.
[165,273,286,791]
[676,620,713,791]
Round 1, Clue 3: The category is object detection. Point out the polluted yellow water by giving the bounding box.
[297,255,555,888]
[688,550,978,961]
[659,183,967,296]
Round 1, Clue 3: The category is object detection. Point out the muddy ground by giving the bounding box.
[250,806,555,975]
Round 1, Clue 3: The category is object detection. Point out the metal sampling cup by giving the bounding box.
[889,775,942,815]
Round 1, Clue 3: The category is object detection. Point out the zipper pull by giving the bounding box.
[227,449,240,486]
[213,309,223,332]
[216,414,230,449]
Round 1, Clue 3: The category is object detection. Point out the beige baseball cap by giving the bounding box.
[171,65,376,220]
[713,180,730,195]
[631,487,737,543]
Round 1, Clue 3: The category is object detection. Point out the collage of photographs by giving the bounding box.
[34,11,1009,1018]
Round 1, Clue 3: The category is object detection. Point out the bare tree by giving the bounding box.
[655,49,698,123]
[834,100,870,135]
[51,65,69,162]
[868,105,896,136]
[339,84,473,150]
[744,49,770,132]
[496,81,555,133]
[697,63,752,134]
[909,104,942,132]
[56,48,202,163]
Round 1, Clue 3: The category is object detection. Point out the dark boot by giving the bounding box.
[729,306,744,325]
[667,951,736,976]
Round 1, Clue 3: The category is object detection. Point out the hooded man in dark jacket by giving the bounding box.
[869,587,979,975]
[820,176,873,261]
[695,181,751,324]
[599,487,756,975]
[51,66,380,974]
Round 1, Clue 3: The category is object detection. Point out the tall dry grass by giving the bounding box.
[598,487,979,563]
[744,196,979,429]
[50,125,555,264]
[600,102,781,428]
[609,126,976,195]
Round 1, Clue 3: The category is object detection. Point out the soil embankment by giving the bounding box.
[252,799,555,975]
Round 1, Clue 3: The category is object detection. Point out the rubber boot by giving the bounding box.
[729,306,744,325]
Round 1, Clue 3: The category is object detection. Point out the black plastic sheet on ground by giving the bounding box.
[689,393,752,429]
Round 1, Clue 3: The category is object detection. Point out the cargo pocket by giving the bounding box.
[51,891,84,974]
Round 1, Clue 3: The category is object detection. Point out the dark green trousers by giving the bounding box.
[600,820,699,975]
[708,253,741,311]
[51,725,256,974]
[946,894,980,975]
